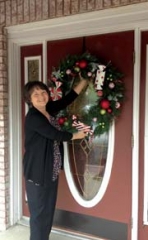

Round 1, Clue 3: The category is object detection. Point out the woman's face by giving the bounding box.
[30,87,49,109]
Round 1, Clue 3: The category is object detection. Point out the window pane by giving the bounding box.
[68,133,108,200]
[65,80,110,203]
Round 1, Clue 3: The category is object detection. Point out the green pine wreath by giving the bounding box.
[48,52,125,136]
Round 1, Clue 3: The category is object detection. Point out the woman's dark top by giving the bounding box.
[23,90,78,186]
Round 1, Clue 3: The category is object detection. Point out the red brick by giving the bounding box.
[80,0,87,12]
[0,127,8,134]
[49,0,56,18]
[0,77,7,85]
[30,0,36,22]
[112,0,120,6]
[42,0,49,20]
[0,84,8,91]
[0,63,6,71]
[0,106,8,113]
[103,0,112,7]
[87,0,95,10]
[130,0,139,2]
[0,35,5,41]
[0,2,5,25]
[0,49,7,57]
[0,71,7,78]
[0,169,9,177]
[56,0,63,17]
[5,1,11,26]
[12,0,17,25]
[24,0,30,23]
[71,0,79,14]
[64,0,71,15]
[36,0,42,21]
[96,0,103,9]
[120,0,129,3]
[17,0,24,24]
[0,100,8,107]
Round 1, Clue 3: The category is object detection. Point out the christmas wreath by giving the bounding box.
[48,52,124,136]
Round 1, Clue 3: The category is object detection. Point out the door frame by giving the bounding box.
[7,2,148,240]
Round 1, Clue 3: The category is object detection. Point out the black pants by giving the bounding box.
[25,179,59,240]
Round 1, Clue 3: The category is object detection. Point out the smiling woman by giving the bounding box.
[22,79,88,240]
[6,2,146,238]
[30,88,50,119]
[23,81,50,105]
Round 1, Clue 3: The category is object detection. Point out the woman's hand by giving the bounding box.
[72,131,87,140]
[73,73,89,95]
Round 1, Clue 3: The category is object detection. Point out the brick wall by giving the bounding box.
[0,25,9,231]
[0,0,148,26]
[0,0,147,231]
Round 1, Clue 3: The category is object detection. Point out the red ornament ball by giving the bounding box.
[100,99,110,109]
[79,60,88,68]
[107,108,112,113]
[75,61,80,66]
[97,90,103,97]
[58,117,65,125]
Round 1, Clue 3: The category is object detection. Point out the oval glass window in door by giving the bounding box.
[64,83,115,207]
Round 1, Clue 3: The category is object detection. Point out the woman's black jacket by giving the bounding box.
[23,90,78,185]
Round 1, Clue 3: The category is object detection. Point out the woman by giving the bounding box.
[23,79,88,240]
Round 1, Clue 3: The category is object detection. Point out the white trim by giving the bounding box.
[42,41,47,84]
[143,45,148,225]
[7,2,147,239]
[130,28,141,240]
[64,124,114,208]
[8,42,22,225]
[6,2,148,44]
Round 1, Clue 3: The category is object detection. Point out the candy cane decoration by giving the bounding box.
[49,81,62,101]
[95,64,106,90]
[72,115,93,135]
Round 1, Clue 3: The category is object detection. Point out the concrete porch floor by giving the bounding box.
[0,224,104,240]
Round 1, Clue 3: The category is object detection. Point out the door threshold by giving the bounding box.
[18,216,29,227]
[51,227,108,240]
[19,217,107,240]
